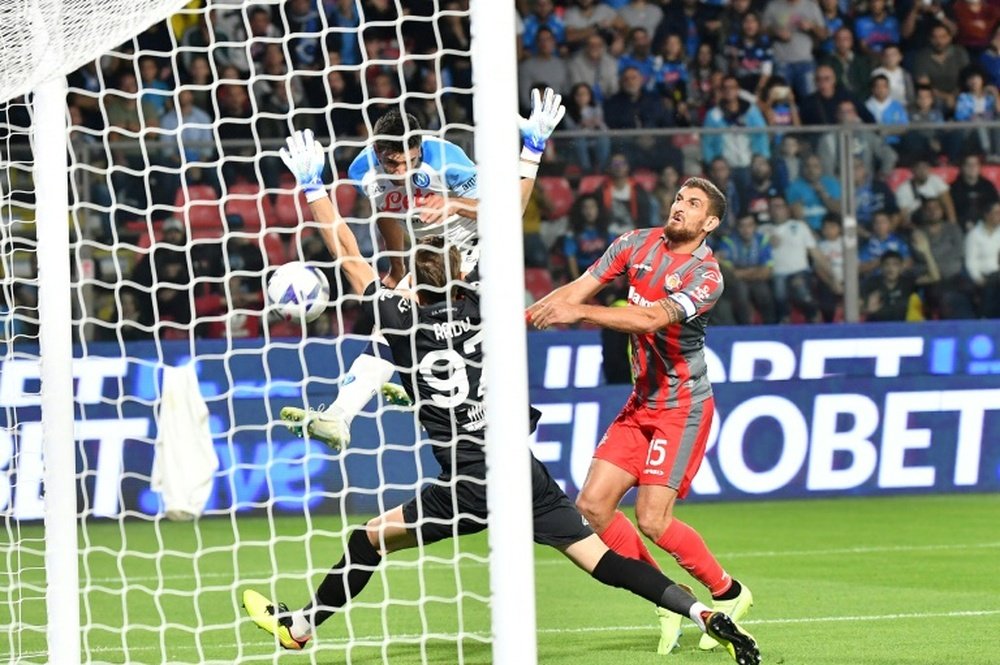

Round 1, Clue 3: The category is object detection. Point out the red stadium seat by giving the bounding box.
[524,267,554,302]
[537,176,575,219]
[886,168,912,192]
[632,169,657,192]
[195,293,224,318]
[174,184,224,234]
[225,182,274,232]
[930,166,959,185]
[333,182,358,215]
[981,165,1000,192]
[274,190,312,227]
[261,232,289,266]
[578,175,607,195]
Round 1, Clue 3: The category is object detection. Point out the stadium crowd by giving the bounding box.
[3,0,1000,342]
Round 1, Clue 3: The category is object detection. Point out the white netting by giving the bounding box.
[0,0,192,104]
[4,0,498,662]
[0,94,47,662]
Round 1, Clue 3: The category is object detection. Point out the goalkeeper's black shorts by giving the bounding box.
[401,454,593,549]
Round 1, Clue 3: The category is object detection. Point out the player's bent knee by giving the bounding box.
[636,511,672,541]
[574,492,613,530]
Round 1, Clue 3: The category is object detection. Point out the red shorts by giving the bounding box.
[594,396,714,497]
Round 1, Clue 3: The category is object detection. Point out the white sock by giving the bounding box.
[289,609,312,641]
[689,601,711,632]
[328,352,395,425]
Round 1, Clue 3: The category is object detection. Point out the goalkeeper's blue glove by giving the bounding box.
[518,87,565,179]
[279,128,327,202]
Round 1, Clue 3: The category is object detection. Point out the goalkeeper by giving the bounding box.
[242,130,760,665]
[300,88,564,452]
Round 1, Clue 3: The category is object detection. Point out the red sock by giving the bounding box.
[598,511,661,570]
[655,518,731,597]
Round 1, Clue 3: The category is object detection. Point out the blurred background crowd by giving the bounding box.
[2,0,1000,344]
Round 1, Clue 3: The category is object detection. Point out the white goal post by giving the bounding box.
[4,1,536,663]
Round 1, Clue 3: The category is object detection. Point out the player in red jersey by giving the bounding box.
[527,177,753,654]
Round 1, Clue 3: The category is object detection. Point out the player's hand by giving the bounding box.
[526,300,580,329]
[518,87,566,155]
[416,193,448,224]
[279,129,326,197]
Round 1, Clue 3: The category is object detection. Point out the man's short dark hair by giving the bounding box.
[822,213,842,227]
[681,176,727,222]
[870,73,890,89]
[880,250,904,264]
[413,236,462,304]
[372,109,421,155]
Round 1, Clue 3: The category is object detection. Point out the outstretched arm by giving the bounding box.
[530,297,686,334]
[518,87,566,214]
[525,272,606,326]
[281,129,378,296]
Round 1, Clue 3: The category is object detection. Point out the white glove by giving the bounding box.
[518,86,566,156]
[279,128,326,201]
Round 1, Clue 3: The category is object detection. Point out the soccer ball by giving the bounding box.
[266,261,330,324]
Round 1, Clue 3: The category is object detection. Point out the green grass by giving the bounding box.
[3,493,999,664]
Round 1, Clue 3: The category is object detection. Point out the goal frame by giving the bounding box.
[25,1,537,663]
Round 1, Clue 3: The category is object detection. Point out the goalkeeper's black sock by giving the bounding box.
[305,529,383,628]
[590,550,696,617]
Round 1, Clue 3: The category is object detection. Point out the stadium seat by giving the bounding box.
[524,267,554,302]
[578,174,607,195]
[261,232,289,266]
[225,182,274,233]
[537,176,575,219]
[274,191,311,227]
[174,184,224,234]
[886,168,911,192]
[632,169,657,192]
[195,293,224,318]
[333,182,358,215]
[981,165,1000,192]
[930,165,959,184]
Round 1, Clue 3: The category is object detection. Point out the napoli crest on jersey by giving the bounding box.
[665,273,682,291]
[412,171,431,188]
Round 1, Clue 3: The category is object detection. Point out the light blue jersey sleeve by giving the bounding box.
[348,147,379,194]
[422,138,478,198]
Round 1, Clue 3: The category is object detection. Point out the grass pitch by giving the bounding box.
[3,493,998,664]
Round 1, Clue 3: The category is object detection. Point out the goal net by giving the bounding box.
[2,1,531,663]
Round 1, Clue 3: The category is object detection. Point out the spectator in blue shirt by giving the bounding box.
[522,0,566,53]
[564,195,614,280]
[979,25,1000,87]
[717,215,778,324]
[618,27,658,88]
[955,69,1000,156]
[853,0,900,56]
[654,33,690,102]
[786,153,842,231]
[658,0,723,60]
[860,210,913,278]
[702,75,770,185]
[852,157,900,231]
[818,0,850,54]
[725,12,775,96]
[865,74,909,147]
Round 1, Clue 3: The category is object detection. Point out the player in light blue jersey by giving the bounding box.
[280,88,566,449]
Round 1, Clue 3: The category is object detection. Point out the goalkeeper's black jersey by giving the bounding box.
[364,269,532,468]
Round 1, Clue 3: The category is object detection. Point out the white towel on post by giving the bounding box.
[151,363,218,520]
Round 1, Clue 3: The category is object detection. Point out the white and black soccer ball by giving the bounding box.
[266,261,330,323]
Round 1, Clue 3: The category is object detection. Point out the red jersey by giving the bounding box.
[589,228,724,409]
